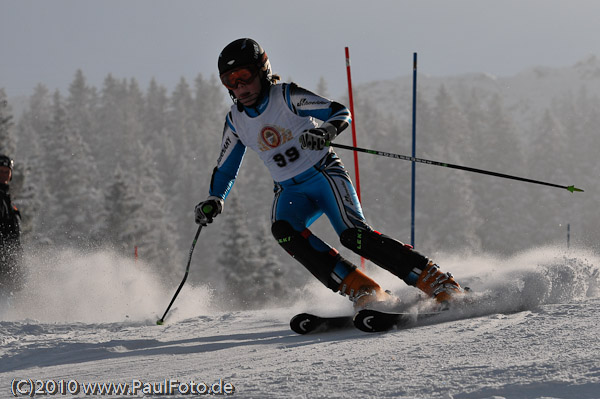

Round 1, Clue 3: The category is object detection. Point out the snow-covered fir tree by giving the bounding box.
[0,89,16,156]
[41,91,103,246]
[217,194,261,309]
[102,165,143,255]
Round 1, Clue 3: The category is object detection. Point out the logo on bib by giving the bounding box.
[258,125,293,151]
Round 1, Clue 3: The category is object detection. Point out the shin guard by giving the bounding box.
[340,227,430,284]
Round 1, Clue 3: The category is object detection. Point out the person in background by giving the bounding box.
[0,154,23,293]
[194,38,464,309]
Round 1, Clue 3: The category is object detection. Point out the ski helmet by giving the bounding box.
[0,154,13,170]
[218,38,273,84]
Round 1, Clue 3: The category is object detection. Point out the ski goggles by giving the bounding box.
[220,65,258,90]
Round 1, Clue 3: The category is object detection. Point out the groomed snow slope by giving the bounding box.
[1,246,599,399]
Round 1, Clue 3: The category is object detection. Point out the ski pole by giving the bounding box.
[156,225,203,325]
[329,142,584,193]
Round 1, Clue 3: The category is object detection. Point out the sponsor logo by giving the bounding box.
[278,236,292,244]
[297,98,328,108]
[217,137,232,164]
[258,125,293,151]
[340,181,353,204]
[261,127,282,148]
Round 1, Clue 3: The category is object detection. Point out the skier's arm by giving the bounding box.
[195,115,246,226]
[284,83,352,138]
[209,115,247,202]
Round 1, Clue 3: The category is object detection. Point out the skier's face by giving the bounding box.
[231,73,262,107]
[0,166,11,184]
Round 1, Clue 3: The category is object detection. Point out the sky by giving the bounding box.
[3,0,600,99]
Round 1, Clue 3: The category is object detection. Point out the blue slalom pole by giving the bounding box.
[411,53,417,247]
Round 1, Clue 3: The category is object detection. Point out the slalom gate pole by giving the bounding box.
[345,46,365,270]
[345,47,362,202]
[410,52,418,248]
[157,225,203,325]
[329,142,584,193]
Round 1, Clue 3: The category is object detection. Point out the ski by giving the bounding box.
[290,313,354,335]
[353,308,442,333]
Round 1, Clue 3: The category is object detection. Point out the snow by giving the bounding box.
[1,246,599,399]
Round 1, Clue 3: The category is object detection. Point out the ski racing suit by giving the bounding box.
[208,83,432,293]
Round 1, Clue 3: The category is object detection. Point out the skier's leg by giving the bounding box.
[314,152,464,303]
[271,179,346,290]
[340,227,427,281]
[271,178,388,306]
[271,220,390,307]
[340,227,464,303]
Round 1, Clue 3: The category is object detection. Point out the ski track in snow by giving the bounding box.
[1,246,599,399]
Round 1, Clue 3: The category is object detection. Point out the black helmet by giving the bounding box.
[0,154,13,170]
[218,38,273,83]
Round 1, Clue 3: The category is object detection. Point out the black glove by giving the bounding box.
[299,123,337,150]
[194,197,224,226]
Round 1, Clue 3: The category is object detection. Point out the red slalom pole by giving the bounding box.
[345,47,362,202]
[345,47,365,270]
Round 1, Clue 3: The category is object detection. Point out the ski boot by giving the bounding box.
[338,269,394,310]
[415,261,465,307]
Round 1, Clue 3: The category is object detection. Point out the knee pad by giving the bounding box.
[272,220,329,252]
[271,219,295,246]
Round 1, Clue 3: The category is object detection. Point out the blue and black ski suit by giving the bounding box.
[208,82,430,292]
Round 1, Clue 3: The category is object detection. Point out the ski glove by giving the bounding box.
[194,196,224,226]
[299,123,337,150]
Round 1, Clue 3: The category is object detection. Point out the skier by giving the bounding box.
[0,154,23,293]
[195,38,464,309]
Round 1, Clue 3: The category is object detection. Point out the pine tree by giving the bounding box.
[66,70,96,146]
[124,78,146,157]
[95,74,127,171]
[142,78,169,145]
[41,91,102,246]
[527,109,572,246]
[0,89,16,157]
[471,93,531,253]
[36,91,68,244]
[18,86,53,244]
[252,224,287,305]
[16,84,52,158]
[169,77,196,155]
[14,84,52,212]
[349,93,412,239]
[103,166,143,255]
[572,91,600,246]
[129,141,182,275]
[218,194,260,309]
[417,85,482,252]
